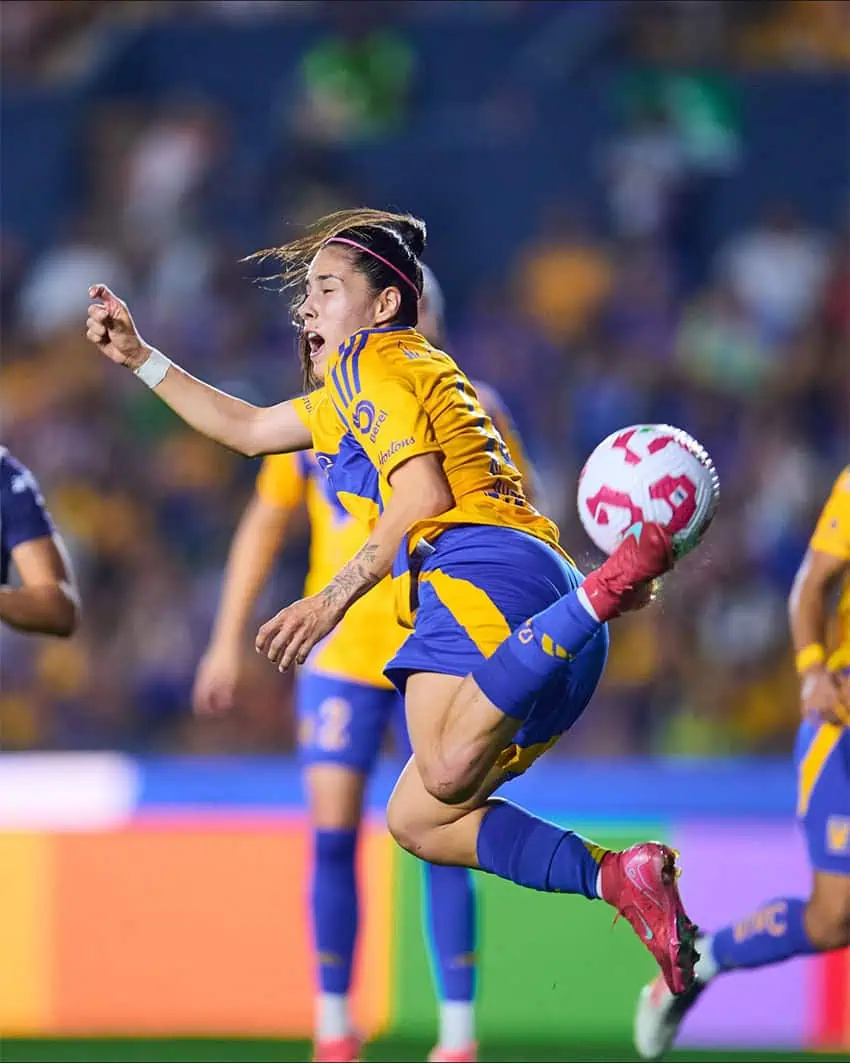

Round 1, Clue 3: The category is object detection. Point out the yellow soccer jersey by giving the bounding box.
[473,380,535,499]
[256,451,405,688]
[809,465,850,669]
[292,326,563,554]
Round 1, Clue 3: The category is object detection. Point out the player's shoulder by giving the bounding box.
[0,449,53,542]
[0,446,16,481]
[295,387,326,419]
[812,465,850,547]
[349,326,445,377]
[0,449,41,499]
[833,466,850,495]
[823,465,850,510]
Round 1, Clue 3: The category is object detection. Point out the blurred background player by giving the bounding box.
[635,466,850,1060]
[0,448,79,639]
[192,266,535,1063]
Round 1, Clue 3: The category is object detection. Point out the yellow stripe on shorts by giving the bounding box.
[420,569,512,657]
[495,736,559,777]
[797,722,843,817]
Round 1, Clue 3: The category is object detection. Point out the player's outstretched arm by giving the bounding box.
[193,493,292,716]
[256,453,454,671]
[789,547,849,725]
[0,533,79,637]
[85,285,312,457]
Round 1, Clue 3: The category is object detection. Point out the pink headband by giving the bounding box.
[327,236,421,296]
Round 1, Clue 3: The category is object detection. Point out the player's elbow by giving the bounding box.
[228,408,267,458]
[418,477,454,521]
[50,586,80,637]
[390,455,455,522]
[36,582,79,637]
[238,427,264,459]
[409,464,455,521]
[789,550,843,627]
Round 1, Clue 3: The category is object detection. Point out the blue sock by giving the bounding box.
[312,829,358,994]
[424,864,477,1002]
[472,591,602,721]
[711,898,816,972]
[476,799,605,899]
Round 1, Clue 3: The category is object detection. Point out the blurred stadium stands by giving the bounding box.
[1,0,848,758]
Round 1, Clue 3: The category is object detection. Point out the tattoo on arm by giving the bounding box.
[321,543,383,612]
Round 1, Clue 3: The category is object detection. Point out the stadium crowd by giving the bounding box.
[1,0,848,756]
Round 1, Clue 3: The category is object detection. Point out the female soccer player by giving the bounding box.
[192,269,528,1063]
[85,208,699,1000]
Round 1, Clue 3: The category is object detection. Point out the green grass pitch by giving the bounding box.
[0,1040,845,1062]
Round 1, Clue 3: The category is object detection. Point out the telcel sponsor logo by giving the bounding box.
[369,409,387,443]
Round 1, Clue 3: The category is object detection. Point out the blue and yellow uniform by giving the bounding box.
[260,376,538,772]
[257,450,408,771]
[293,326,608,778]
[1,448,54,585]
[795,466,850,875]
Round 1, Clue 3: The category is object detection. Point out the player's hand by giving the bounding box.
[192,641,241,716]
[800,664,850,726]
[255,593,343,672]
[86,284,150,370]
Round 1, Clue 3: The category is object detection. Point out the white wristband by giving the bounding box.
[134,349,172,388]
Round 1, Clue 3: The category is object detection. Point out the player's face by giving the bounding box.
[298,245,401,382]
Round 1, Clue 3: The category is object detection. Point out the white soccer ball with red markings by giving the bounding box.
[577,424,719,558]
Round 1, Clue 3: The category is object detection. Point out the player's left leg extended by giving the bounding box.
[386,524,697,995]
[634,720,850,1060]
[393,710,478,1063]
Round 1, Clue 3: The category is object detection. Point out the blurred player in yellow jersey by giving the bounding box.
[86,208,696,1025]
[635,467,850,1059]
[193,267,534,1063]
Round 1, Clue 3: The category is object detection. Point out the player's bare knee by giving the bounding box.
[806,890,850,950]
[386,793,430,858]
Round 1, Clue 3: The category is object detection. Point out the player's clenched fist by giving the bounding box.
[85,284,150,370]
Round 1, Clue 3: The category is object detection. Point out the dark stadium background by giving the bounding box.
[1,2,848,1060]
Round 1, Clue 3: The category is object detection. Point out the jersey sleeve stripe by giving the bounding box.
[330,395,349,428]
[339,347,355,405]
[349,332,367,396]
[331,364,349,409]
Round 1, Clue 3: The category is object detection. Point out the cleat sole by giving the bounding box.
[659,846,700,994]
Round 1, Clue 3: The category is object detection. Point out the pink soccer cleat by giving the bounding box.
[428,1045,478,1063]
[600,842,699,995]
[581,521,675,622]
[313,1033,363,1063]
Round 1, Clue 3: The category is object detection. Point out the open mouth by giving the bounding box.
[306,331,325,360]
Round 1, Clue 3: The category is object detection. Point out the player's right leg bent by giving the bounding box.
[388,521,674,806]
[385,523,697,995]
[297,670,398,1063]
[635,717,850,1060]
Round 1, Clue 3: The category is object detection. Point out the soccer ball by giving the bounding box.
[577,424,719,558]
